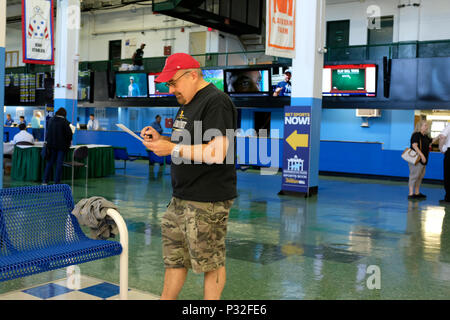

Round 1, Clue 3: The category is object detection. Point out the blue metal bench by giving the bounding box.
[0,184,129,299]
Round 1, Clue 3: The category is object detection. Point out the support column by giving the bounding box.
[280,0,326,197]
[0,0,6,188]
[54,0,80,143]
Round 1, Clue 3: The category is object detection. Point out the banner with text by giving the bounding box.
[266,0,296,59]
[22,0,54,65]
[281,106,311,194]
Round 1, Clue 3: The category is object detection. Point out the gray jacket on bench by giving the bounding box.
[72,197,119,240]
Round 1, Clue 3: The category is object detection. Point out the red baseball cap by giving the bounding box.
[155,53,201,83]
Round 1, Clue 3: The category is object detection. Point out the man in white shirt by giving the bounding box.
[128,76,141,97]
[87,114,100,130]
[439,124,450,204]
[12,123,34,145]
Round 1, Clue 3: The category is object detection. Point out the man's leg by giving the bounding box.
[160,267,188,300]
[204,266,226,300]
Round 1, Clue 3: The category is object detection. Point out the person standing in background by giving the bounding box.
[132,43,145,70]
[438,123,450,204]
[407,120,439,200]
[31,112,42,140]
[19,115,27,126]
[87,114,100,130]
[5,114,13,126]
[150,115,163,135]
[42,108,73,185]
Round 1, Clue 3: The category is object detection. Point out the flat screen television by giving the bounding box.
[148,73,174,97]
[115,72,148,98]
[202,69,224,91]
[322,64,377,97]
[224,68,271,96]
[78,71,92,101]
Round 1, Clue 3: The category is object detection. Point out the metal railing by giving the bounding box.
[325,39,450,62]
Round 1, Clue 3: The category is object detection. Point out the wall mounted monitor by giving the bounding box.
[148,73,174,97]
[224,68,271,96]
[115,72,148,98]
[78,70,92,101]
[202,69,224,91]
[322,64,377,97]
[19,73,36,103]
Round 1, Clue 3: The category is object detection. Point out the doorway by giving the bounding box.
[326,20,350,48]
[367,16,394,59]
[189,31,206,67]
[109,40,122,69]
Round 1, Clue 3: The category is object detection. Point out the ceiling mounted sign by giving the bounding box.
[266,0,296,59]
[22,0,54,65]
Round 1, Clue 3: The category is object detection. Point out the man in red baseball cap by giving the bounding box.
[140,53,238,300]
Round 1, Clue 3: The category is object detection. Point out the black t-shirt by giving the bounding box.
[170,83,237,202]
[410,132,432,165]
[133,48,144,65]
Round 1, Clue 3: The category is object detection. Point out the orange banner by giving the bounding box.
[266,0,296,59]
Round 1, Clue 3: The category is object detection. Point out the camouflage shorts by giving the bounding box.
[161,197,234,274]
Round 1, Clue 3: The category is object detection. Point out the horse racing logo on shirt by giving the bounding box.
[22,0,55,65]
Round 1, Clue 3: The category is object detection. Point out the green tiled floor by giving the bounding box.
[2,160,450,299]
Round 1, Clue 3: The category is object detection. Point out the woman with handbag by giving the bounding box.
[408,120,439,200]
[42,108,73,185]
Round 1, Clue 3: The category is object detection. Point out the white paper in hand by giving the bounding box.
[116,124,144,142]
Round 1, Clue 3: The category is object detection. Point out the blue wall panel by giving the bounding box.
[76,130,150,156]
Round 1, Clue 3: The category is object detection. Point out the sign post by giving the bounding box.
[280,106,316,197]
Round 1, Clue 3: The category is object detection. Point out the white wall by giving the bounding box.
[326,0,450,45]
[79,7,208,61]
[218,33,247,66]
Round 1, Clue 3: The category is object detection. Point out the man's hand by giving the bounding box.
[273,87,282,97]
[140,126,159,142]
[144,139,175,157]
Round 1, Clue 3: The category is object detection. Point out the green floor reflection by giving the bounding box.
[3,160,450,299]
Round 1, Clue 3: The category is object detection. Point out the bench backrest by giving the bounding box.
[0,184,87,256]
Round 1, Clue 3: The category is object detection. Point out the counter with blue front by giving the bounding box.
[11,143,115,182]
[4,126,44,142]
[74,130,445,182]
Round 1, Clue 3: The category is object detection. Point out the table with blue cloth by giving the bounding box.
[11,143,115,182]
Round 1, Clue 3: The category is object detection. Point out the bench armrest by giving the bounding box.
[106,208,128,300]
